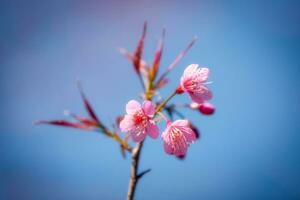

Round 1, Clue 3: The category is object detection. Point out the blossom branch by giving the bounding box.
[127,142,144,200]
[127,89,178,200]
[36,23,215,200]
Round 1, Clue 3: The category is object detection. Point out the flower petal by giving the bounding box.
[174,145,187,156]
[197,67,209,82]
[164,142,174,155]
[172,119,189,127]
[182,127,197,143]
[189,87,212,103]
[142,100,155,117]
[183,64,198,78]
[126,100,141,115]
[146,121,159,139]
[119,115,133,132]
[131,132,147,142]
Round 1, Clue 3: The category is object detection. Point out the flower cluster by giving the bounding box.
[36,22,216,200]
[119,62,214,156]
[37,22,215,159]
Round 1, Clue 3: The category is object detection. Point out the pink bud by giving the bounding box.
[199,102,215,115]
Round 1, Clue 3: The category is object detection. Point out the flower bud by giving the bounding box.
[199,102,215,115]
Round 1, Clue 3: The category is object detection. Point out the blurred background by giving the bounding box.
[1,0,300,199]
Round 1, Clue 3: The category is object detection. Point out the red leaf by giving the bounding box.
[155,37,197,85]
[133,21,147,74]
[35,120,87,129]
[119,48,148,76]
[166,36,197,72]
[72,114,98,127]
[150,29,165,81]
[155,78,168,89]
[77,82,100,125]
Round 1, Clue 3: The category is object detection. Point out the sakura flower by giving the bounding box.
[180,64,212,103]
[120,100,159,142]
[161,120,197,156]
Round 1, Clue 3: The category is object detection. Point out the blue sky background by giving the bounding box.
[1,0,300,199]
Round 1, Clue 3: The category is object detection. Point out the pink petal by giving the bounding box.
[142,100,155,117]
[182,128,197,143]
[164,142,174,155]
[183,64,198,79]
[146,121,159,139]
[119,115,133,132]
[198,86,213,100]
[189,87,212,104]
[161,125,171,140]
[198,67,209,82]
[172,119,189,127]
[126,100,141,115]
[131,132,147,142]
[173,140,188,156]
[174,146,187,156]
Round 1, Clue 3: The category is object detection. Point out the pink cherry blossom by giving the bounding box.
[180,64,212,103]
[161,120,197,156]
[120,100,159,142]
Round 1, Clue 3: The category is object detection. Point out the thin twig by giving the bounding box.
[155,90,177,113]
[127,141,144,200]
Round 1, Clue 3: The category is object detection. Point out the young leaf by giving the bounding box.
[77,82,101,125]
[150,29,165,81]
[35,120,88,129]
[133,21,147,74]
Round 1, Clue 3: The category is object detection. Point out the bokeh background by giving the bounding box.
[1,0,300,199]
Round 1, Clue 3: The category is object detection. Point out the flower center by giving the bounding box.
[184,79,198,91]
[133,110,148,127]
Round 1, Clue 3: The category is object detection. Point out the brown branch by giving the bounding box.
[126,89,177,200]
[127,141,144,200]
